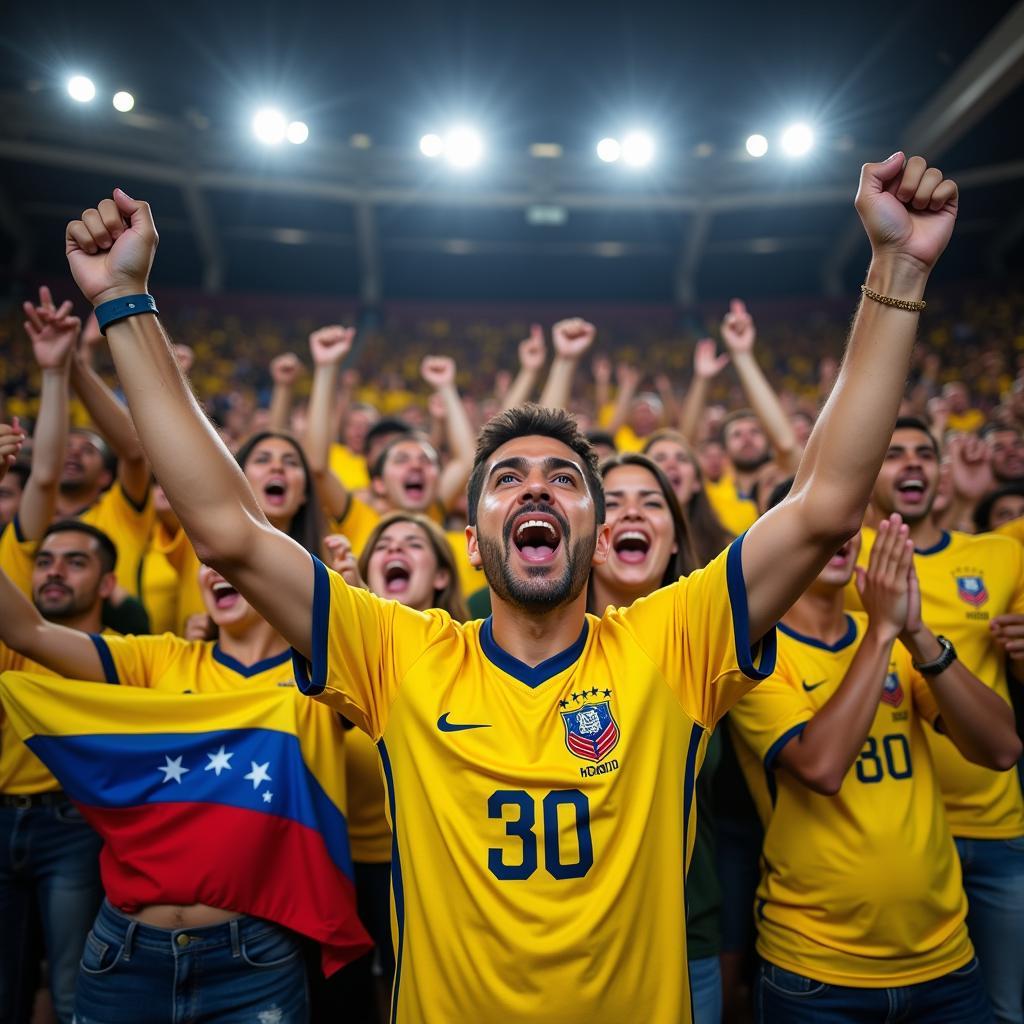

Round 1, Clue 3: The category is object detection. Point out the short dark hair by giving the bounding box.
[974,482,1024,533]
[720,408,760,443]
[41,520,118,574]
[980,421,1021,440]
[467,405,604,527]
[365,418,413,453]
[586,430,616,452]
[893,416,939,455]
[5,461,30,489]
[370,433,439,481]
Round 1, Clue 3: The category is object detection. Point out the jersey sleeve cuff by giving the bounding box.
[763,721,809,772]
[291,552,330,697]
[89,634,120,684]
[727,533,778,681]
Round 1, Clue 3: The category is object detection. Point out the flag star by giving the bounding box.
[603,688,612,697]
[262,791,273,804]
[590,687,599,696]
[157,754,189,785]
[204,746,234,777]
[244,761,272,789]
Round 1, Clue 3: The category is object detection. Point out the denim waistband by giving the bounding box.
[93,899,287,957]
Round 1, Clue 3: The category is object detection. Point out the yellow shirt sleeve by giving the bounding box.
[292,554,454,738]
[89,632,185,687]
[330,496,382,558]
[615,536,777,727]
[0,518,37,598]
[328,443,370,492]
[80,482,156,596]
[994,517,1024,545]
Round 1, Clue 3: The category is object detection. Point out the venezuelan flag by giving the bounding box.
[0,672,371,974]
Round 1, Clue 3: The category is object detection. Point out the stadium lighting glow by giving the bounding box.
[252,107,287,145]
[112,91,135,113]
[286,120,309,145]
[781,123,814,158]
[596,137,621,163]
[445,126,484,169]
[621,131,655,167]
[745,133,768,158]
[419,133,444,158]
[67,76,96,103]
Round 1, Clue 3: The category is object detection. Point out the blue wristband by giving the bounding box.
[94,293,158,335]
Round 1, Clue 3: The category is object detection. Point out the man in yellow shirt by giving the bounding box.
[733,492,1019,1021]
[70,150,960,1021]
[864,416,1024,1024]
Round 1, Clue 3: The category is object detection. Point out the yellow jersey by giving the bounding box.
[346,725,392,863]
[78,482,156,596]
[329,443,370,492]
[0,630,116,794]
[850,528,1024,838]
[292,537,775,1023]
[0,517,37,598]
[138,523,204,637]
[730,612,972,987]
[705,475,758,536]
[994,517,1024,545]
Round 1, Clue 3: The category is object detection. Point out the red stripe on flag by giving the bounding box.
[79,801,371,975]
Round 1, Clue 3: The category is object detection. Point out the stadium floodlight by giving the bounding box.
[445,126,484,169]
[745,133,768,158]
[112,91,135,113]
[252,107,287,145]
[596,137,621,163]
[419,133,444,158]
[286,120,309,145]
[781,122,814,158]
[67,75,96,103]
[621,131,655,167]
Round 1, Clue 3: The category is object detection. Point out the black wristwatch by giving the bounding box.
[913,635,957,676]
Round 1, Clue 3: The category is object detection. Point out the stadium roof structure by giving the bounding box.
[2,0,1024,308]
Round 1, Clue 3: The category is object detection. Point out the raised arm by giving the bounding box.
[501,325,546,411]
[64,189,315,654]
[71,314,149,506]
[267,352,303,433]
[678,338,729,444]
[0,562,104,680]
[720,300,801,473]
[20,287,78,539]
[742,154,959,640]
[604,363,641,437]
[538,318,596,409]
[420,355,475,509]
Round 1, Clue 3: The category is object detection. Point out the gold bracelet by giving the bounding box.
[860,284,926,312]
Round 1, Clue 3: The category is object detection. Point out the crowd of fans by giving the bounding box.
[1,154,1023,1024]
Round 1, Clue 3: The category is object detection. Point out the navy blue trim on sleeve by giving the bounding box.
[291,553,330,697]
[778,615,858,653]
[726,534,778,681]
[89,634,120,685]
[212,645,291,678]
[479,616,588,688]
[378,739,405,1024]
[120,482,151,516]
[763,720,809,805]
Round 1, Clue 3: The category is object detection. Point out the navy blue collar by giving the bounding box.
[915,531,951,556]
[480,616,588,688]
[212,645,292,678]
[779,614,858,653]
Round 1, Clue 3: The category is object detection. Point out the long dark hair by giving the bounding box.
[642,429,731,567]
[235,431,325,558]
[588,453,699,616]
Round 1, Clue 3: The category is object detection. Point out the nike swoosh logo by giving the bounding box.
[802,679,828,692]
[437,713,491,733]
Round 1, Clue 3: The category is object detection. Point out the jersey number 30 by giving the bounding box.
[488,789,594,880]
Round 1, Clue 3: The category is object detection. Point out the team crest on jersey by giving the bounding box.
[881,671,904,707]
[562,700,620,763]
[955,575,988,607]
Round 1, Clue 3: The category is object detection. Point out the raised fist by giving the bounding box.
[66,189,158,306]
[946,434,995,503]
[23,286,80,370]
[271,352,303,385]
[693,338,729,380]
[324,533,366,589]
[855,154,958,272]
[421,355,456,390]
[552,318,596,360]
[518,325,546,372]
[721,299,756,355]
[309,325,356,367]
[0,420,25,480]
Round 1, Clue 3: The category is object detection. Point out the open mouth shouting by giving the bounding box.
[383,557,413,595]
[895,473,927,507]
[402,469,427,504]
[612,528,651,565]
[828,539,854,569]
[510,510,564,566]
[211,580,241,610]
[262,476,288,508]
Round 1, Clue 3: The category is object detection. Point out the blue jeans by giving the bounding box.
[690,955,723,1024]
[0,798,103,1024]
[956,835,1024,1024]
[757,958,994,1023]
[73,900,309,1024]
